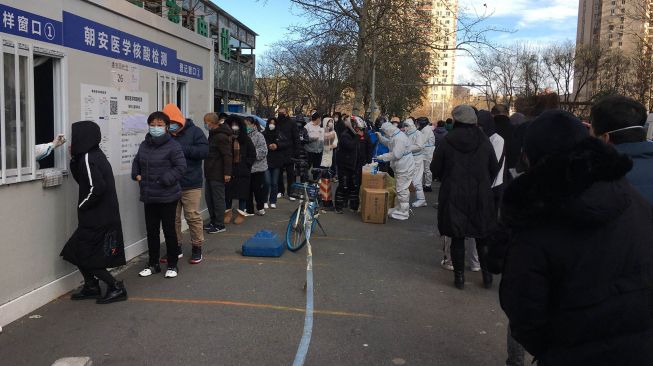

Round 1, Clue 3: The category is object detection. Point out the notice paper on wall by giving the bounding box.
[81,83,149,174]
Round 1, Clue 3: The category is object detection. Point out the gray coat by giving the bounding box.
[132,133,186,204]
[248,129,268,173]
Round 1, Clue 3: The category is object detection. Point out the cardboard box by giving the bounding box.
[361,188,389,224]
[361,171,386,189]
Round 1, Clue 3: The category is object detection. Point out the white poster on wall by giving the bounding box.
[80,84,118,163]
[118,91,149,173]
[111,60,140,92]
[80,84,149,174]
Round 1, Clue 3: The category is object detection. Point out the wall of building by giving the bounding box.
[0,0,213,327]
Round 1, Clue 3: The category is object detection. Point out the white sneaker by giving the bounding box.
[440,260,454,271]
[244,212,255,217]
[277,193,282,198]
[264,203,269,209]
[256,209,266,216]
[470,266,481,272]
[138,265,160,277]
[289,197,297,201]
[270,203,277,209]
[164,267,178,278]
[412,200,428,208]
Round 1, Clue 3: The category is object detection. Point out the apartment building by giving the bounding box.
[575,0,653,99]
[415,0,457,121]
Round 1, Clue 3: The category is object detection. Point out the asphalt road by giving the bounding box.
[0,190,511,366]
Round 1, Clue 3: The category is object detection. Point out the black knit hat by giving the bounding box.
[524,110,588,165]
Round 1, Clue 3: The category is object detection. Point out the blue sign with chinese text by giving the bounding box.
[63,11,178,74]
[0,7,204,80]
[62,12,203,80]
[0,4,63,45]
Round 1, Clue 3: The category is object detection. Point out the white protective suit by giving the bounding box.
[421,124,436,189]
[377,122,415,220]
[403,119,427,208]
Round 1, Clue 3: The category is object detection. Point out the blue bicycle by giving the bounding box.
[285,161,329,251]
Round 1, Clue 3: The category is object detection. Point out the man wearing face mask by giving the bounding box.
[274,107,300,199]
[590,95,653,203]
[203,112,233,234]
[163,104,208,264]
[375,122,416,220]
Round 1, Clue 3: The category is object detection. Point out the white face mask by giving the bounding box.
[231,125,240,132]
[269,124,276,131]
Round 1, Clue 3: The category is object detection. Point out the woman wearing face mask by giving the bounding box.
[224,115,257,224]
[132,111,186,279]
[263,117,289,208]
[244,116,269,215]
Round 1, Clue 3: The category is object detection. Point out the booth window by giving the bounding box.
[157,72,188,116]
[1,39,64,185]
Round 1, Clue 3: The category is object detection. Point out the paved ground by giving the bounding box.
[0,190,512,366]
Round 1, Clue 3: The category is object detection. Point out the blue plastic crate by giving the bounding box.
[241,230,285,257]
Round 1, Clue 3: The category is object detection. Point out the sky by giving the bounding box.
[215,0,580,83]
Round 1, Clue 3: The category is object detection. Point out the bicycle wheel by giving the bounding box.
[286,208,318,252]
[286,208,307,251]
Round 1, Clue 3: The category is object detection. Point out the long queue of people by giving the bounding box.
[426,96,653,366]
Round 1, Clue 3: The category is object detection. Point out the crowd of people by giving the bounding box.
[57,93,653,365]
[427,95,653,366]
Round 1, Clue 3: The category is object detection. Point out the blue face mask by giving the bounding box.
[204,123,210,130]
[149,126,166,137]
[169,123,180,132]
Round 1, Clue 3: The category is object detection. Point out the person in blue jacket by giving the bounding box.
[132,111,186,279]
[163,104,209,265]
[590,95,653,204]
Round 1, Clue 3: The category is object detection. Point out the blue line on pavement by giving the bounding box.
[292,221,315,366]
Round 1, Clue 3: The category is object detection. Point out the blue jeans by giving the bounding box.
[267,168,281,204]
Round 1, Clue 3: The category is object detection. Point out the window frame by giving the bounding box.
[0,37,66,185]
[157,72,188,116]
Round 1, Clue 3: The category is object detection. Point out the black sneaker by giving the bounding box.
[203,222,214,231]
[160,246,183,263]
[71,280,101,300]
[189,246,203,264]
[207,225,226,234]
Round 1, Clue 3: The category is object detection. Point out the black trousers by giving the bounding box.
[335,168,360,210]
[79,266,116,286]
[451,237,489,273]
[247,171,267,212]
[144,201,179,267]
[307,152,322,169]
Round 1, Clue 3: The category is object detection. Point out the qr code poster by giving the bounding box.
[80,83,149,173]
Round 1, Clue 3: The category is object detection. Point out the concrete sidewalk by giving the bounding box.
[0,191,511,365]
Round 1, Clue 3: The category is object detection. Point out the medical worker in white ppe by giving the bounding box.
[376,122,415,220]
[418,118,436,193]
[403,118,427,208]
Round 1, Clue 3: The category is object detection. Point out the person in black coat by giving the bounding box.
[224,115,257,224]
[335,116,372,213]
[500,110,653,366]
[61,121,127,304]
[431,105,499,290]
[263,117,292,207]
[132,111,187,279]
[275,107,300,198]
